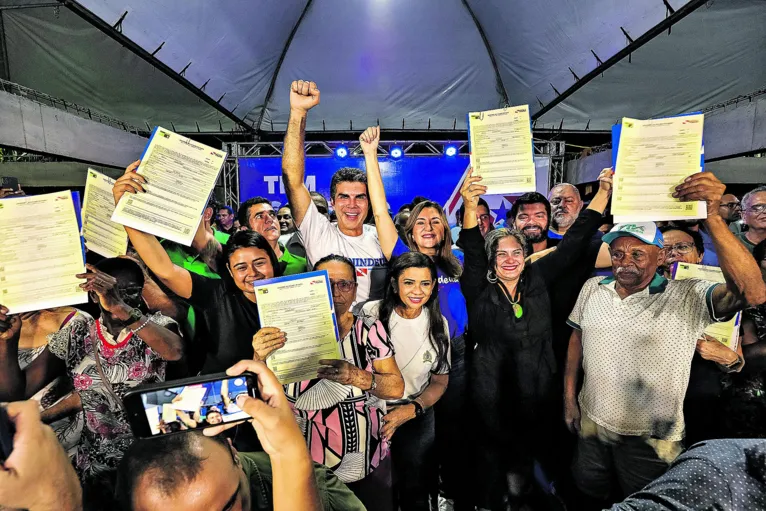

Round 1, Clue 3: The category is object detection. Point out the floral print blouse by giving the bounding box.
[47,310,176,482]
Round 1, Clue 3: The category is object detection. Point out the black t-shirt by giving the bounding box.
[186,272,261,374]
[547,231,605,371]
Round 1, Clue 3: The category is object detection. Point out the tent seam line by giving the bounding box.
[254,0,315,134]
[460,0,509,107]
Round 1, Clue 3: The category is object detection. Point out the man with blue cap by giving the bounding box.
[562,172,766,506]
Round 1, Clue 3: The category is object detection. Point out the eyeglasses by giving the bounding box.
[720,202,741,209]
[745,204,766,214]
[330,279,356,293]
[665,242,695,255]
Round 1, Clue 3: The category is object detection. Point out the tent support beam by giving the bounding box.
[60,0,253,133]
[532,0,707,120]
[254,0,315,133]
[0,12,9,80]
[461,0,509,107]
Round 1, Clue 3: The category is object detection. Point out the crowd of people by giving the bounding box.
[1,79,766,511]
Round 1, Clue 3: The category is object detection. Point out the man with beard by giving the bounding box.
[549,183,583,240]
[508,192,553,253]
[238,197,307,276]
[564,172,766,506]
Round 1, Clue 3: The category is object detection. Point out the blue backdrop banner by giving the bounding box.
[238,155,551,226]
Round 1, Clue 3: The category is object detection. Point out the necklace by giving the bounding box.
[497,281,523,319]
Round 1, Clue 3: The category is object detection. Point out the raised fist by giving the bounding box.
[289,80,320,113]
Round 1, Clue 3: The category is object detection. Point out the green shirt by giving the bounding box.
[240,452,365,511]
[735,232,756,255]
[279,244,307,276]
[163,230,230,337]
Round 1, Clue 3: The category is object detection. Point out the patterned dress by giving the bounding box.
[284,314,394,483]
[47,311,176,483]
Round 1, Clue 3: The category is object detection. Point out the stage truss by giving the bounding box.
[219,139,566,207]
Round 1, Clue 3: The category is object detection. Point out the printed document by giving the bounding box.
[672,262,741,350]
[82,169,128,258]
[468,105,536,195]
[0,191,87,313]
[254,271,341,384]
[111,127,226,245]
[612,114,705,223]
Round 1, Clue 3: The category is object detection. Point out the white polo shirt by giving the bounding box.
[568,274,723,441]
[298,201,388,304]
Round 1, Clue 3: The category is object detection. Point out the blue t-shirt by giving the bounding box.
[699,227,720,267]
[392,239,468,339]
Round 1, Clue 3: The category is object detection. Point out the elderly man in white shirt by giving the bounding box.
[563,172,766,504]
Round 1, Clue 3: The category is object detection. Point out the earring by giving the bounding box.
[486,269,498,283]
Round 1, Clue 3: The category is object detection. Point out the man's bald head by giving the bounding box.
[549,183,583,231]
[117,432,251,511]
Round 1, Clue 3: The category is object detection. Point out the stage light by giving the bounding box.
[445,145,457,157]
[335,145,348,158]
[390,146,403,159]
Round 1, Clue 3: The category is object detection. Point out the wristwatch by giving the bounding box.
[127,307,143,324]
[368,374,378,392]
[412,399,424,417]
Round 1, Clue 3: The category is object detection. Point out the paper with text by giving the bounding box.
[254,271,341,384]
[111,127,226,245]
[0,191,87,313]
[468,105,536,195]
[82,169,128,258]
[613,114,706,223]
[672,262,741,350]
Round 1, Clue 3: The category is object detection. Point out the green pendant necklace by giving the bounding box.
[498,282,523,319]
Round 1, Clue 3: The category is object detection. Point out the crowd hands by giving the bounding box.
[0,78,765,511]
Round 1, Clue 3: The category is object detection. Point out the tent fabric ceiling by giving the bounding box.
[536,0,766,130]
[2,2,235,132]
[1,0,762,133]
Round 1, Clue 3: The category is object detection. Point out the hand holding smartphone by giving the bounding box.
[123,372,259,438]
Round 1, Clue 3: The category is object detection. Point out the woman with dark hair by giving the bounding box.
[0,257,183,502]
[283,254,403,511]
[459,168,612,509]
[113,161,282,374]
[361,251,450,511]
[360,126,470,506]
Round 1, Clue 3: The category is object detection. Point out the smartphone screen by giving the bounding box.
[123,373,257,437]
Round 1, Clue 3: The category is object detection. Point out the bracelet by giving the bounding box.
[130,317,151,335]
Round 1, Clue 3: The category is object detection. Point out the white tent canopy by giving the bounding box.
[2,0,764,133]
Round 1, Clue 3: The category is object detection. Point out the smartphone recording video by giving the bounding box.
[123,372,257,437]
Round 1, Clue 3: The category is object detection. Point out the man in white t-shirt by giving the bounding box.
[282,80,387,304]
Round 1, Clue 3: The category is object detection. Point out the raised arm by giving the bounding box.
[535,168,612,285]
[674,173,766,316]
[360,126,399,258]
[191,207,223,273]
[113,162,193,299]
[457,170,489,308]
[78,265,184,361]
[282,80,320,227]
